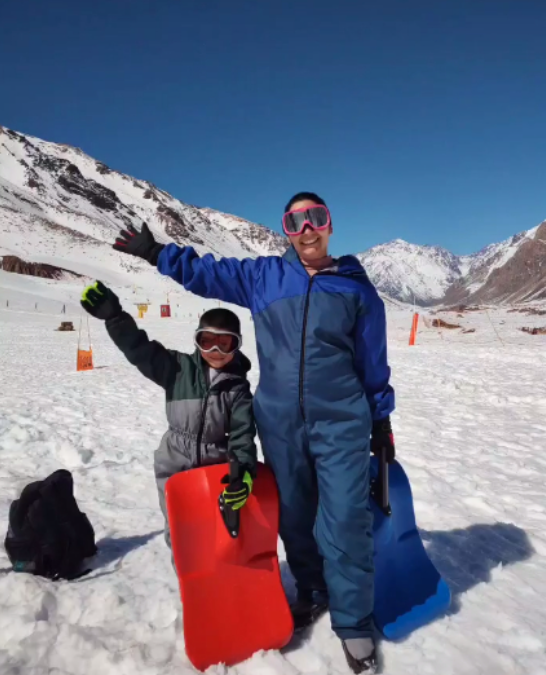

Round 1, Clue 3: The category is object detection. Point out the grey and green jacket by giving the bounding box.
[104,311,257,524]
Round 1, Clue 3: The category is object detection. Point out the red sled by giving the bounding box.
[165,462,294,671]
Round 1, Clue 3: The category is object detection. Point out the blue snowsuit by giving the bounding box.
[156,244,395,639]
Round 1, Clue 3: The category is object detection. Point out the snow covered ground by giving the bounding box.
[1,282,546,675]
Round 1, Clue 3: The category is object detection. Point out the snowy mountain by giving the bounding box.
[357,240,462,305]
[0,126,287,292]
[199,207,288,257]
[359,224,546,306]
[444,223,546,305]
[1,124,543,308]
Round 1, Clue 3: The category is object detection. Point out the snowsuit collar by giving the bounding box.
[282,245,366,278]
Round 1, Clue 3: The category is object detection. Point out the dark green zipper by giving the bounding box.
[195,374,240,467]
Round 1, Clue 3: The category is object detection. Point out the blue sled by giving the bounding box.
[370,456,451,640]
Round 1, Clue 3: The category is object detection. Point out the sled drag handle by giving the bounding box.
[219,456,241,539]
[380,447,390,512]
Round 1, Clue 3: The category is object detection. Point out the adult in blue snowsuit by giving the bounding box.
[113,192,395,674]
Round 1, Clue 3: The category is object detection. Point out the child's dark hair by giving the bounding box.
[284,192,327,213]
[199,308,241,335]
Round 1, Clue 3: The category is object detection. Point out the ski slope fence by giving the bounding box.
[0,294,216,323]
[390,306,546,348]
[2,287,546,349]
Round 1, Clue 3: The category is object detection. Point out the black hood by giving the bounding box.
[224,350,252,376]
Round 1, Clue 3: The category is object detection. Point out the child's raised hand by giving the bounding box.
[81,282,122,321]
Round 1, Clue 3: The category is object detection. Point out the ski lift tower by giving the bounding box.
[135,302,150,319]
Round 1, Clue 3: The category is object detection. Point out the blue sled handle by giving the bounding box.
[375,448,392,516]
[380,448,389,510]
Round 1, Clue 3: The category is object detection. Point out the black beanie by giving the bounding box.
[198,308,241,335]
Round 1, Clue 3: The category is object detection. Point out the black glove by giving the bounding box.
[371,416,396,464]
[81,281,122,321]
[113,223,164,265]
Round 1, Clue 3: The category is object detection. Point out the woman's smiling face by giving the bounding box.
[287,199,332,262]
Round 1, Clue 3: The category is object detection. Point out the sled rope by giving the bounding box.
[76,313,94,372]
[485,307,505,346]
[77,314,92,351]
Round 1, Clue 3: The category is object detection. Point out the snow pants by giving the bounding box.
[257,413,375,640]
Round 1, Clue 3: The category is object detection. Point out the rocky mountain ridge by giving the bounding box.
[1,125,543,306]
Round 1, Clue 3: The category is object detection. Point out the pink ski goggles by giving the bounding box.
[282,205,332,237]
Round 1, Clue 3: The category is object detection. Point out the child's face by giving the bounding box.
[196,329,238,369]
[200,348,235,369]
[287,199,332,262]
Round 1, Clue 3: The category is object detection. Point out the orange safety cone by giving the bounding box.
[409,312,420,346]
[77,315,94,372]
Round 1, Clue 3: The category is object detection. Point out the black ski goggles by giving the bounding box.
[194,328,242,355]
[282,205,332,236]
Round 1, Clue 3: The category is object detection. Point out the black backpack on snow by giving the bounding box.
[4,469,97,580]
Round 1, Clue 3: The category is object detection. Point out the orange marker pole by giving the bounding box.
[409,312,420,346]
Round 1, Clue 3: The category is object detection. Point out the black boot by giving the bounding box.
[342,638,377,673]
[290,590,329,631]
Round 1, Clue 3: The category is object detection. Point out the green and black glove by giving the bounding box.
[81,281,122,321]
[218,458,254,538]
[220,470,253,511]
[112,223,164,265]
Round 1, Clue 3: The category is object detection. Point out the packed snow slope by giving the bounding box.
[1,282,546,675]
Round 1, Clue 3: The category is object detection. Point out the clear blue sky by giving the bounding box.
[1,0,545,256]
